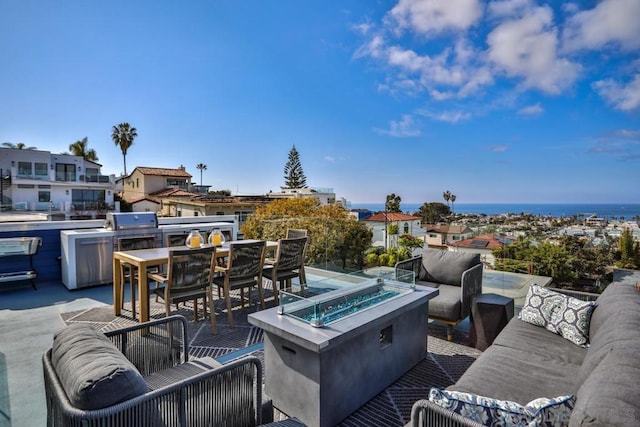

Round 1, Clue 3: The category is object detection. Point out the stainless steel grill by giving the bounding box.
[105,212,159,230]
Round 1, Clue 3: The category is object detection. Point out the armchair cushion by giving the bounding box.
[519,284,596,347]
[428,388,575,427]
[426,283,462,321]
[419,249,480,286]
[51,323,148,410]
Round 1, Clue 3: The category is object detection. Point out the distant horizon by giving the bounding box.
[351,202,640,206]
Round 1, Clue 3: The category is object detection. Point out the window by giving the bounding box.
[403,223,409,233]
[17,184,35,189]
[234,211,252,224]
[56,163,76,181]
[18,162,32,176]
[85,168,99,182]
[38,191,51,202]
[167,178,188,189]
[71,189,105,209]
[35,163,48,176]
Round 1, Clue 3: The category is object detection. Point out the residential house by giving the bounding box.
[267,187,336,205]
[0,147,115,217]
[424,224,474,248]
[121,166,193,213]
[362,212,425,249]
[448,233,516,267]
[161,194,273,225]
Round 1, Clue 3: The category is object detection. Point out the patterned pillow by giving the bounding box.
[518,284,596,347]
[428,388,575,426]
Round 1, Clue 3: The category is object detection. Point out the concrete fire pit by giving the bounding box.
[248,274,438,427]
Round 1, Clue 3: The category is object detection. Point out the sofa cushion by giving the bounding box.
[572,349,640,426]
[451,342,582,404]
[492,318,588,368]
[429,388,574,427]
[424,283,461,321]
[518,284,596,347]
[52,323,148,410]
[575,282,640,389]
[420,249,480,286]
[587,280,640,340]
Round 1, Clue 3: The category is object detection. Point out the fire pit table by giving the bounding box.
[248,268,438,427]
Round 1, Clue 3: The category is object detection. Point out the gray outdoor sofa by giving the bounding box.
[396,248,483,341]
[42,315,287,427]
[409,276,640,426]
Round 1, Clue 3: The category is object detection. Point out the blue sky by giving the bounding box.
[1,0,639,204]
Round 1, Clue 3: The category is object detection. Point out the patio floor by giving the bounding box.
[0,278,480,427]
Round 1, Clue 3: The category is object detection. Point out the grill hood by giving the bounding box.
[105,212,158,230]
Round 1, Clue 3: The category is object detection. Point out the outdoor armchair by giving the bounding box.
[396,248,483,340]
[262,236,308,304]
[211,240,267,328]
[148,246,216,328]
[117,235,159,320]
[43,315,272,426]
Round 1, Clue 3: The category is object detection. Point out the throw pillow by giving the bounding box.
[428,388,575,426]
[518,284,596,347]
[52,323,149,410]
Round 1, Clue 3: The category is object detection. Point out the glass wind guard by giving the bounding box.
[277,267,415,327]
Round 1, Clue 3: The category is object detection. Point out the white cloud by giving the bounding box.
[324,156,336,163]
[487,0,534,19]
[592,72,640,111]
[374,114,421,137]
[589,128,640,159]
[563,0,640,52]
[518,103,544,115]
[389,0,482,36]
[487,6,581,94]
[418,109,471,123]
[490,145,509,152]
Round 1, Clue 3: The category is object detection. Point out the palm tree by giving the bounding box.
[450,193,457,216]
[2,142,37,150]
[442,191,451,208]
[111,123,137,175]
[196,163,207,186]
[69,137,98,161]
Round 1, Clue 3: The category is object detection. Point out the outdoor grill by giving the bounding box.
[105,212,159,230]
[105,212,163,251]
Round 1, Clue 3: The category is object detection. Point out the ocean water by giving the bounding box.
[349,203,640,219]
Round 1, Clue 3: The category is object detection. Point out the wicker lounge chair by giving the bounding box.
[43,315,286,426]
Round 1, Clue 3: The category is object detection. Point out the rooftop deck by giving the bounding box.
[0,271,479,427]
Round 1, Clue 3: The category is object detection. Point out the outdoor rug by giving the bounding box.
[61,293,481,426]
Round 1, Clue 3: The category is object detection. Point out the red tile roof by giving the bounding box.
[425,224,471,234]
[363,212,421,221]
[449,234,514,249]
[133,167,192,178]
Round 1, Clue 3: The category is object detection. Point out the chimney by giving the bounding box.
[178,165,185,171]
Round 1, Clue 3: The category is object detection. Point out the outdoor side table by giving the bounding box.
[469,293,514,351]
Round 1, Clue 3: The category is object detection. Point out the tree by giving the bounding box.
[196,163,207,186]
[2,142,36,150]
[442,190,451,207]
[442,190,456,222]
[450,193,457,215]
[282,145,307,189]
[617,228,639,269]
[241,198,371,271]
[111,122,137,175]
[417,202,451,224]
[69,137,98,161]
[385,193,401,213]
